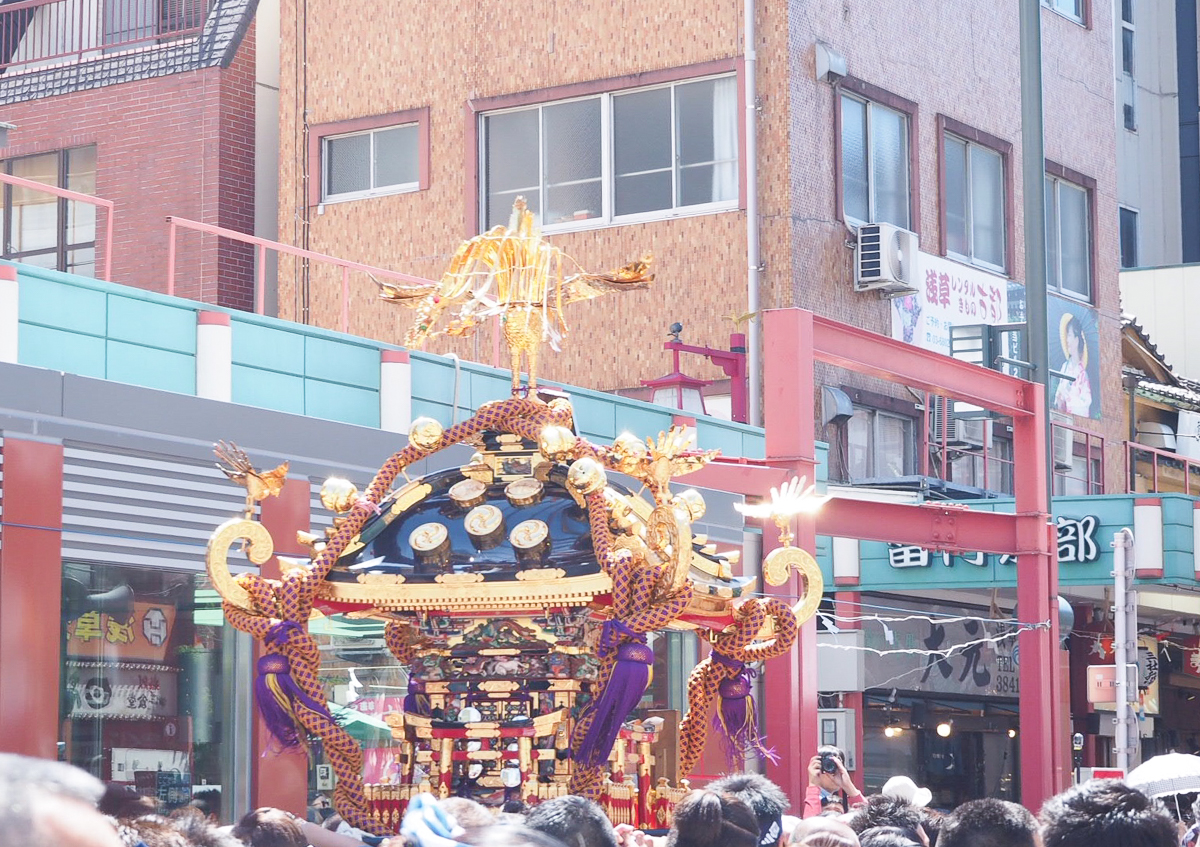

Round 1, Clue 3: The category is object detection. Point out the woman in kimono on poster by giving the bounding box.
[1054,313,1093,416]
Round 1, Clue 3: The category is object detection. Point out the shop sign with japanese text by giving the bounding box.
[885,515,1100,569]
[64,663,178,720]
[860,600,1020,697]
[890,252,1008,357]
[66,601,176,663]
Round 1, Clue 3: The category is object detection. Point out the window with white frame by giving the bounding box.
[322,123,419,202]
[846,406,915,481]
[944,134,1005,271]
[480,74,739,230]
[841,94,910,229]
[1042,0,1084,24]
[1044,174,1091,300]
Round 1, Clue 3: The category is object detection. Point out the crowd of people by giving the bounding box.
[3,745,1194,847]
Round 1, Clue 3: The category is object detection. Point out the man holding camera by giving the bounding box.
[802,745,866,818]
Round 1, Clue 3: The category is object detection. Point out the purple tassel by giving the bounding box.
[403,679,431,717]
[711,663,778,769]
[575,640,653,767]
[254,651,338,751]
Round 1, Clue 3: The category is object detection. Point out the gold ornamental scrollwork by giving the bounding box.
[206,518,274,611]
[762,545,823,625]
[646,504,692,594]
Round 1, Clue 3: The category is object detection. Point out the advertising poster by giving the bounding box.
[890,253,1008,357]
[1048,295,1101,420]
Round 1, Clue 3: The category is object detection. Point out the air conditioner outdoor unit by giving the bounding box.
[854,222,919,295]
[1052,425,1075,470]
[1177,410,1200,460]
[928,396,987,448]
[952,418,987,448]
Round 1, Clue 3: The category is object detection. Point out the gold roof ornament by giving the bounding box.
[213,440,289,520]
[735,475,827,623]
[376,197,653,394]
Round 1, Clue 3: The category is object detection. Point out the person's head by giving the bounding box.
[799,835,858,847]
[707,773,789,847]
[99,784,157,818]
[190,788,222,821]
[814,746,848,794]
[230,807,306,847]
[846,796,923,840]
[117,817,188,847]
[937,799,1037,847]
[524,796,617,847]
[1063,316,1084,363]
[0,753,122,847]
[458,825,570,847]
[668,790,760,847]
[790,815,859,847]
[167,807,243,847]
[821,800,846,816]
[1040,780,1177,847]
[858,827,921,847]
[441,797,497,830]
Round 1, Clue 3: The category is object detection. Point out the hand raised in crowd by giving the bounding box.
[615,822,662,847]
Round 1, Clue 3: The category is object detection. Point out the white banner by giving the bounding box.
[891,253,1009,356]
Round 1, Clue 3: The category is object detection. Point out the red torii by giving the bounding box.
[690,308,1064,811]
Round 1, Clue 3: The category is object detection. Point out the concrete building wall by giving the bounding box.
[1115,0,1183,268]
[1121,265,1200,378]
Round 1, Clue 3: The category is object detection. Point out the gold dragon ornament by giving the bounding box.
[375,197,654,394]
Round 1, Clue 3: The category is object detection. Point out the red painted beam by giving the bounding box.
[811,315,1036,418]
[0,438,64,758]
[817,499,1050,556]
[762,309,817,810]
[685,459,791,495]
[253,477,312,814]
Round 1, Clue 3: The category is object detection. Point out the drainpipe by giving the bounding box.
[745,0,762,427]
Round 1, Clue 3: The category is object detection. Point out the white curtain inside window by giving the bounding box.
[870,104,909,229]
[1059,181,1089,297]
[711,76,738,202]
[944,137,969,257]
[970,145,1004,268]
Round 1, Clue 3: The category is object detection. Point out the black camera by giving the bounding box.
[820,753,839,774]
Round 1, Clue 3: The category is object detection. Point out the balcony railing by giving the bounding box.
[0,0,209,73]
[1126,440,1200,495]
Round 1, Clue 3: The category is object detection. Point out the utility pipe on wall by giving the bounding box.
[1112,528,1138,773]
[745,0,762,427]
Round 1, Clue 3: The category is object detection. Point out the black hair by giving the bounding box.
[1040,780,1178,847]
[707,773,789,845]
[846,796,923,837]
[937,799,1037,847]
[667,790,760,847]
[817,746,847,764]
[859,826,921,847]
[230,807,306,847]
[523,795,618,847]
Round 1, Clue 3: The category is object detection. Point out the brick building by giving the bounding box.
[0,0,262,309]
[276,0,1123,492]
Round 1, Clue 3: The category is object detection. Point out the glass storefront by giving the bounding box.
[59,562,242,819]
